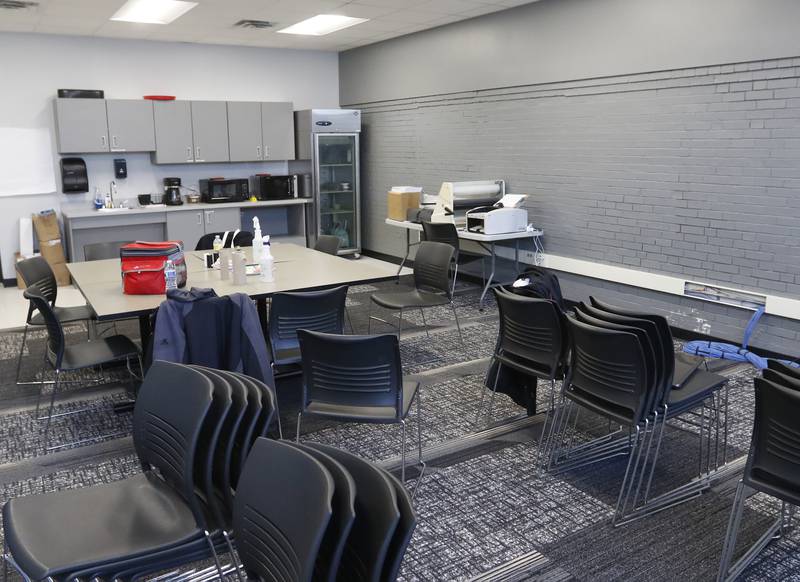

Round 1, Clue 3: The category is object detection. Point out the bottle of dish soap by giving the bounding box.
[259,235,274,282]
[252,217,263,262]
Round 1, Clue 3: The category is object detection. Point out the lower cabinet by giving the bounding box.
[166,207,242,251]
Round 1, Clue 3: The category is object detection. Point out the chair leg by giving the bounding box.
[203,531,226,582]
[222,530,245,582]
[367,301,373,335]
[718,480,749,582]
[451,263,459,297]
[295,412,302,443]
[451,302,464,346]
[345,306,355,334]
[413,393,426,501]
[14,324,29,385]
[400,419,407,483]
[484,367,501,428]
[613,424,643,525]
[397,308,403,341]
[41,370,61,454]
[419,308,430,339]
[3,531,8,582]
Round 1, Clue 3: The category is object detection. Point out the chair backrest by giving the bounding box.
[22,286,64,369]
[381,471,417,582]
[298,330,405,419]
[290,443,357,582]
[227,371,277,487]
[493,288,566,380]
[234,438,334,582]
[565,315,650,423]
[413,241,455,298]
[304,442,400,582]
[745,378,800,505]
[83,240,131,261]
[315,235,342,256]
[132,361,216,525]
[16,256,58,306]
[195,230,254,251]
[420,221,460,251]
[767,360,800,382]
[763,368,800,391]
[268,286,348,362]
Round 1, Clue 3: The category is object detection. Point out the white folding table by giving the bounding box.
[385,218,544,308]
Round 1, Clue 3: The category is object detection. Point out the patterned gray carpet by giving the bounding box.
[0,278,793,581]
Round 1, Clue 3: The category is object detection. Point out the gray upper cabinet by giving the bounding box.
[153,100,195,164]
[261,102,295,161]
[54,98,109,154]
[191,101,229,163]
[106,99,155,152]
[227,101,263,162]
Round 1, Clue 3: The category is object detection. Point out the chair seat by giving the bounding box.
[59,334,140,371]
[3,472,203,581]
[306,380,420,422]
[667,369,727,417]
[273,346,301,367]
[371,289,450,310]
[495,352,562,382]
[744,468,800,507]
[29,304,93,326]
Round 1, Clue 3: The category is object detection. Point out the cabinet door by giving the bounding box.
[54,98,109,153]
[261,102,295,161]
[153,101,194,164]
[191,101,230,163]
[203,207,241,234]
[166,210,205,251]
[106,99,155,152]
[227,102,263,162]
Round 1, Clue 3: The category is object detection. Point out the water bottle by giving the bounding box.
[260,235,274,283]
[212,235,223,252]
[164,259,178,291]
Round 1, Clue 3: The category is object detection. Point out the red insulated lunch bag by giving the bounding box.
[120,241,187,294]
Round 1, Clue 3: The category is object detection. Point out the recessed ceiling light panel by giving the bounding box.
[277,14,368,36]
[111,0,197,25]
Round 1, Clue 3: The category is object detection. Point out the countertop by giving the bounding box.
[62,198,312,219]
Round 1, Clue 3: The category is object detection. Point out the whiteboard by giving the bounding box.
[0,127,57,197]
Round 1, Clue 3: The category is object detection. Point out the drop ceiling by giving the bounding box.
[0,0,538,51]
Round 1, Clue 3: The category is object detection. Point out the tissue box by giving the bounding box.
[387,187,422,221]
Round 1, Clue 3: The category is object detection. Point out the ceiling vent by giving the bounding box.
[234,19,274,30]
[0,0,38,8]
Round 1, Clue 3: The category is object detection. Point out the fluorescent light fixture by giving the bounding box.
[111,0,197,24]
[277,14,369,36]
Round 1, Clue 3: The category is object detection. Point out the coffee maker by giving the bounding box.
[164,177,183,206]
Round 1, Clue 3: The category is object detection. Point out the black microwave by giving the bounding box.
[199,178,249,203]
[251,174,299,200]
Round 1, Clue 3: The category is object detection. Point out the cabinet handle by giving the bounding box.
[101,135,107,147]
[256,146,261,159]
[196,213,202,226]
[112,135,118,147]
[187,146,193,162]
[195,147,202,162]
[264,146,269,158]
[206,210,213,224]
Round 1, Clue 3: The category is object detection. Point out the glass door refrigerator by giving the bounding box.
[295,109,361,256]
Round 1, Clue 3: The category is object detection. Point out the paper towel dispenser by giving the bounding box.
[60,157,88,193]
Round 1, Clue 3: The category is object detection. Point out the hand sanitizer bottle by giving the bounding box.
[260,235,274,282]
[252,217,263,262]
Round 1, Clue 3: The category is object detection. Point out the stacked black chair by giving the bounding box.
[14,256,93,386]
[297,330,425,492]
[195,231,254,251]
[268,285,349,374]
[369,240,463,343]
[717,376,800,581]
[478,288,569,465]
[315,234,342,256]
[83,240,131,261]
[23,286,141,453]
[548,298,729,525]
[421,220,486,296]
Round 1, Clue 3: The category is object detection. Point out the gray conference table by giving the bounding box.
[67,242,397,345]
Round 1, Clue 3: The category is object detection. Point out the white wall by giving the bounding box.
[0,32,339,279]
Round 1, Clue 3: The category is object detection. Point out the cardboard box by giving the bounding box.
[32,210,71,286]
[14,253,26,288]
[387,188,421,221]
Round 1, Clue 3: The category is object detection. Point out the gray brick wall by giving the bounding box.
[347,57,800,356]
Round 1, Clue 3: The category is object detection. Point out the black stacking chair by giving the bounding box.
[305,442,404,582]
[297,330,425,488]
[479,288,568,463]
[195,231,254,251]
[228,371,280,477]
[718,378,800,582]
[234,439,334,582]
[83,240,131,261]
[369,240,463,343]
[382,469,417,582]
[289,443,357,582]
[14,256,93,385]
[767,360,800,381]
[23,287,141,453]
[315,234,342,256]
[268,285,348,372]
[2,362,218,581]
[763,367,800,390]
[421,220,486,295]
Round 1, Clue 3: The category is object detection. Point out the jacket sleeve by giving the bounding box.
[152,299,190,364]
[230,293,274,387]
